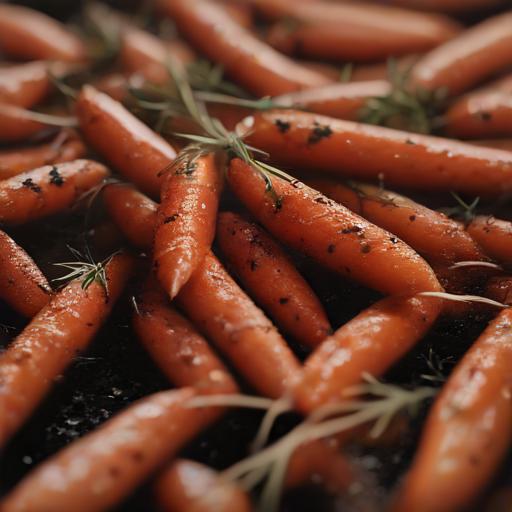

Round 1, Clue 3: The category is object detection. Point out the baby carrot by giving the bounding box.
[242,110,512,197]
[0,229,51,318]
[157,0,331,97]
[0,160,109,226]
[392,307,512,512]
[0,104,54,143]
[467,216,512,265]
[485,276,512,306]
[75,85,176,198]
[227,159,441,296]
[217,211,331,348]
[0,253,134,448]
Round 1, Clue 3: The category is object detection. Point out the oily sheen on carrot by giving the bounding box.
[467,216,512,265]
[217,211,331,348]
[392,307,512,512]
[227,159,441,296]
[242,110,512,197]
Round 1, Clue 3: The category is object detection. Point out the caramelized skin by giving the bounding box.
[467,216,512,265]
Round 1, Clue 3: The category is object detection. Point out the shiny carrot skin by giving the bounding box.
[75,85,176,198]
[0,160,109,226]
[154,154,221,299]
[0,230,51,318]
[0,104,50,143]
[0,253,134,448]
[155,459,253,512]
[0,62,52,108]
[217,211,331,348]
[177,251,301,398]
[243,110,512,197]
[410,11,512,96]
[294,294,441,413]
[157,0,331,97]
[227,159,441,296]
[485,276,512,306]
[392,307,512,512]
[467,216,512,265]
[103,183,157,249]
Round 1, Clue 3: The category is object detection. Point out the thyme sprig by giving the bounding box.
[439,193,480,224]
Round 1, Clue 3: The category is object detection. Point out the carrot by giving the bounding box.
[157,0,331,97]
[471,139,512,151]
[485,276,512,306]
[92,73,133,102]
[467,216,512,265]
[0,4,87,63]
[242,110,512,197]
[75,85,176,198]
[392,307,512,512]
[0,387,215,512]
[0,253,134,448]
[410,11,512,96]
[369,0,506,13]
[0,160,109,226]
[177,251,301,399]
[0,229,51,318]
[227,159,441,296]
[0,104,54,143]
[103,183,157,249]
[155,459,253,512]
[217,211,331,348]
[219,0,253,28]
[349,55,420,82]
[154,153,221,299]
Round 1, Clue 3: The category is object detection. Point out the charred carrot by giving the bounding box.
[467,216,512,265]
[0,160,109,226]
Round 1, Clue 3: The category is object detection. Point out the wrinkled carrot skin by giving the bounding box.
[0,4,87,63]
[76,86,176,198]
[0,387,215,512]
[155,460,253,512]
[228,159,441,296]
[177,252,301,398]
[0,160,109,226]
[410,11,512,96]
[243,110,512,197]
[158,0,331,97]
[0,253,134,448]
[103,184,157,249]
[392,308,512,512]
[0,104,49,143]
[217,211,331,348]
[0,230,51,318]
[154,154,221,299]
[467,216,512,265]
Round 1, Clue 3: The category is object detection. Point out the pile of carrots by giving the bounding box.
[2,0,512,511]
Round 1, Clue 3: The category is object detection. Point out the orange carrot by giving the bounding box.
[0,160,109,226]
[217,211,331,348]
[154,153,222,299]
[485,275,512,306]
[392,307,512,512]
[0,104,60,143]
[227,159,441,296]
[75,85,176,198]
[467,215,512,265]
[220,0,253,28]
[0,253,134,448]
[471,139,512,151]
[0,229,51,318]
[92,73,133,102]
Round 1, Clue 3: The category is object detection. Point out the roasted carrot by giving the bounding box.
[75,85,176,198]
[242,110,512,197]
[227,159,441,296]
[485,275,512,306]
[157,0,331,97]
[0,104,57,143]
[155,459,253,512]
[0,253,134,448]
[0,160,108,226]
[0,229,51,318]
[471,139,512,151]
[217,211,331,348]
[92,72,133,102]
[220,0,253,28]
[177,251,301,398]
[154,153,221,299]
[467,216,512,265]
[392,307,512,512]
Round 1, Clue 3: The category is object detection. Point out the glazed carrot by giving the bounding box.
[0,4,87,63]
[0,387,215,512]
[0,253,134,448]
[242,110,512,197]
[0,160,109,226]
[0,230,51,318]
[471,139,512,151]
[92,73,132,102]
[467,216,512,265]
[227,159,441,296]
[262,0,460,62]
[485,276,512,306]
[103,183,157,249]
[177,251,301,398]
[155,459,253,512]
[0,104,56,143]
[293,294,441,413]
[392,307,512,512]
[154,153,221,299]
[76,85,176,198]
[217,211,331,348]
[157,0,331,97]
[410,11,512,96]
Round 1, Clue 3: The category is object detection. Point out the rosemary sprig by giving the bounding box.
[438,192,480,224]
